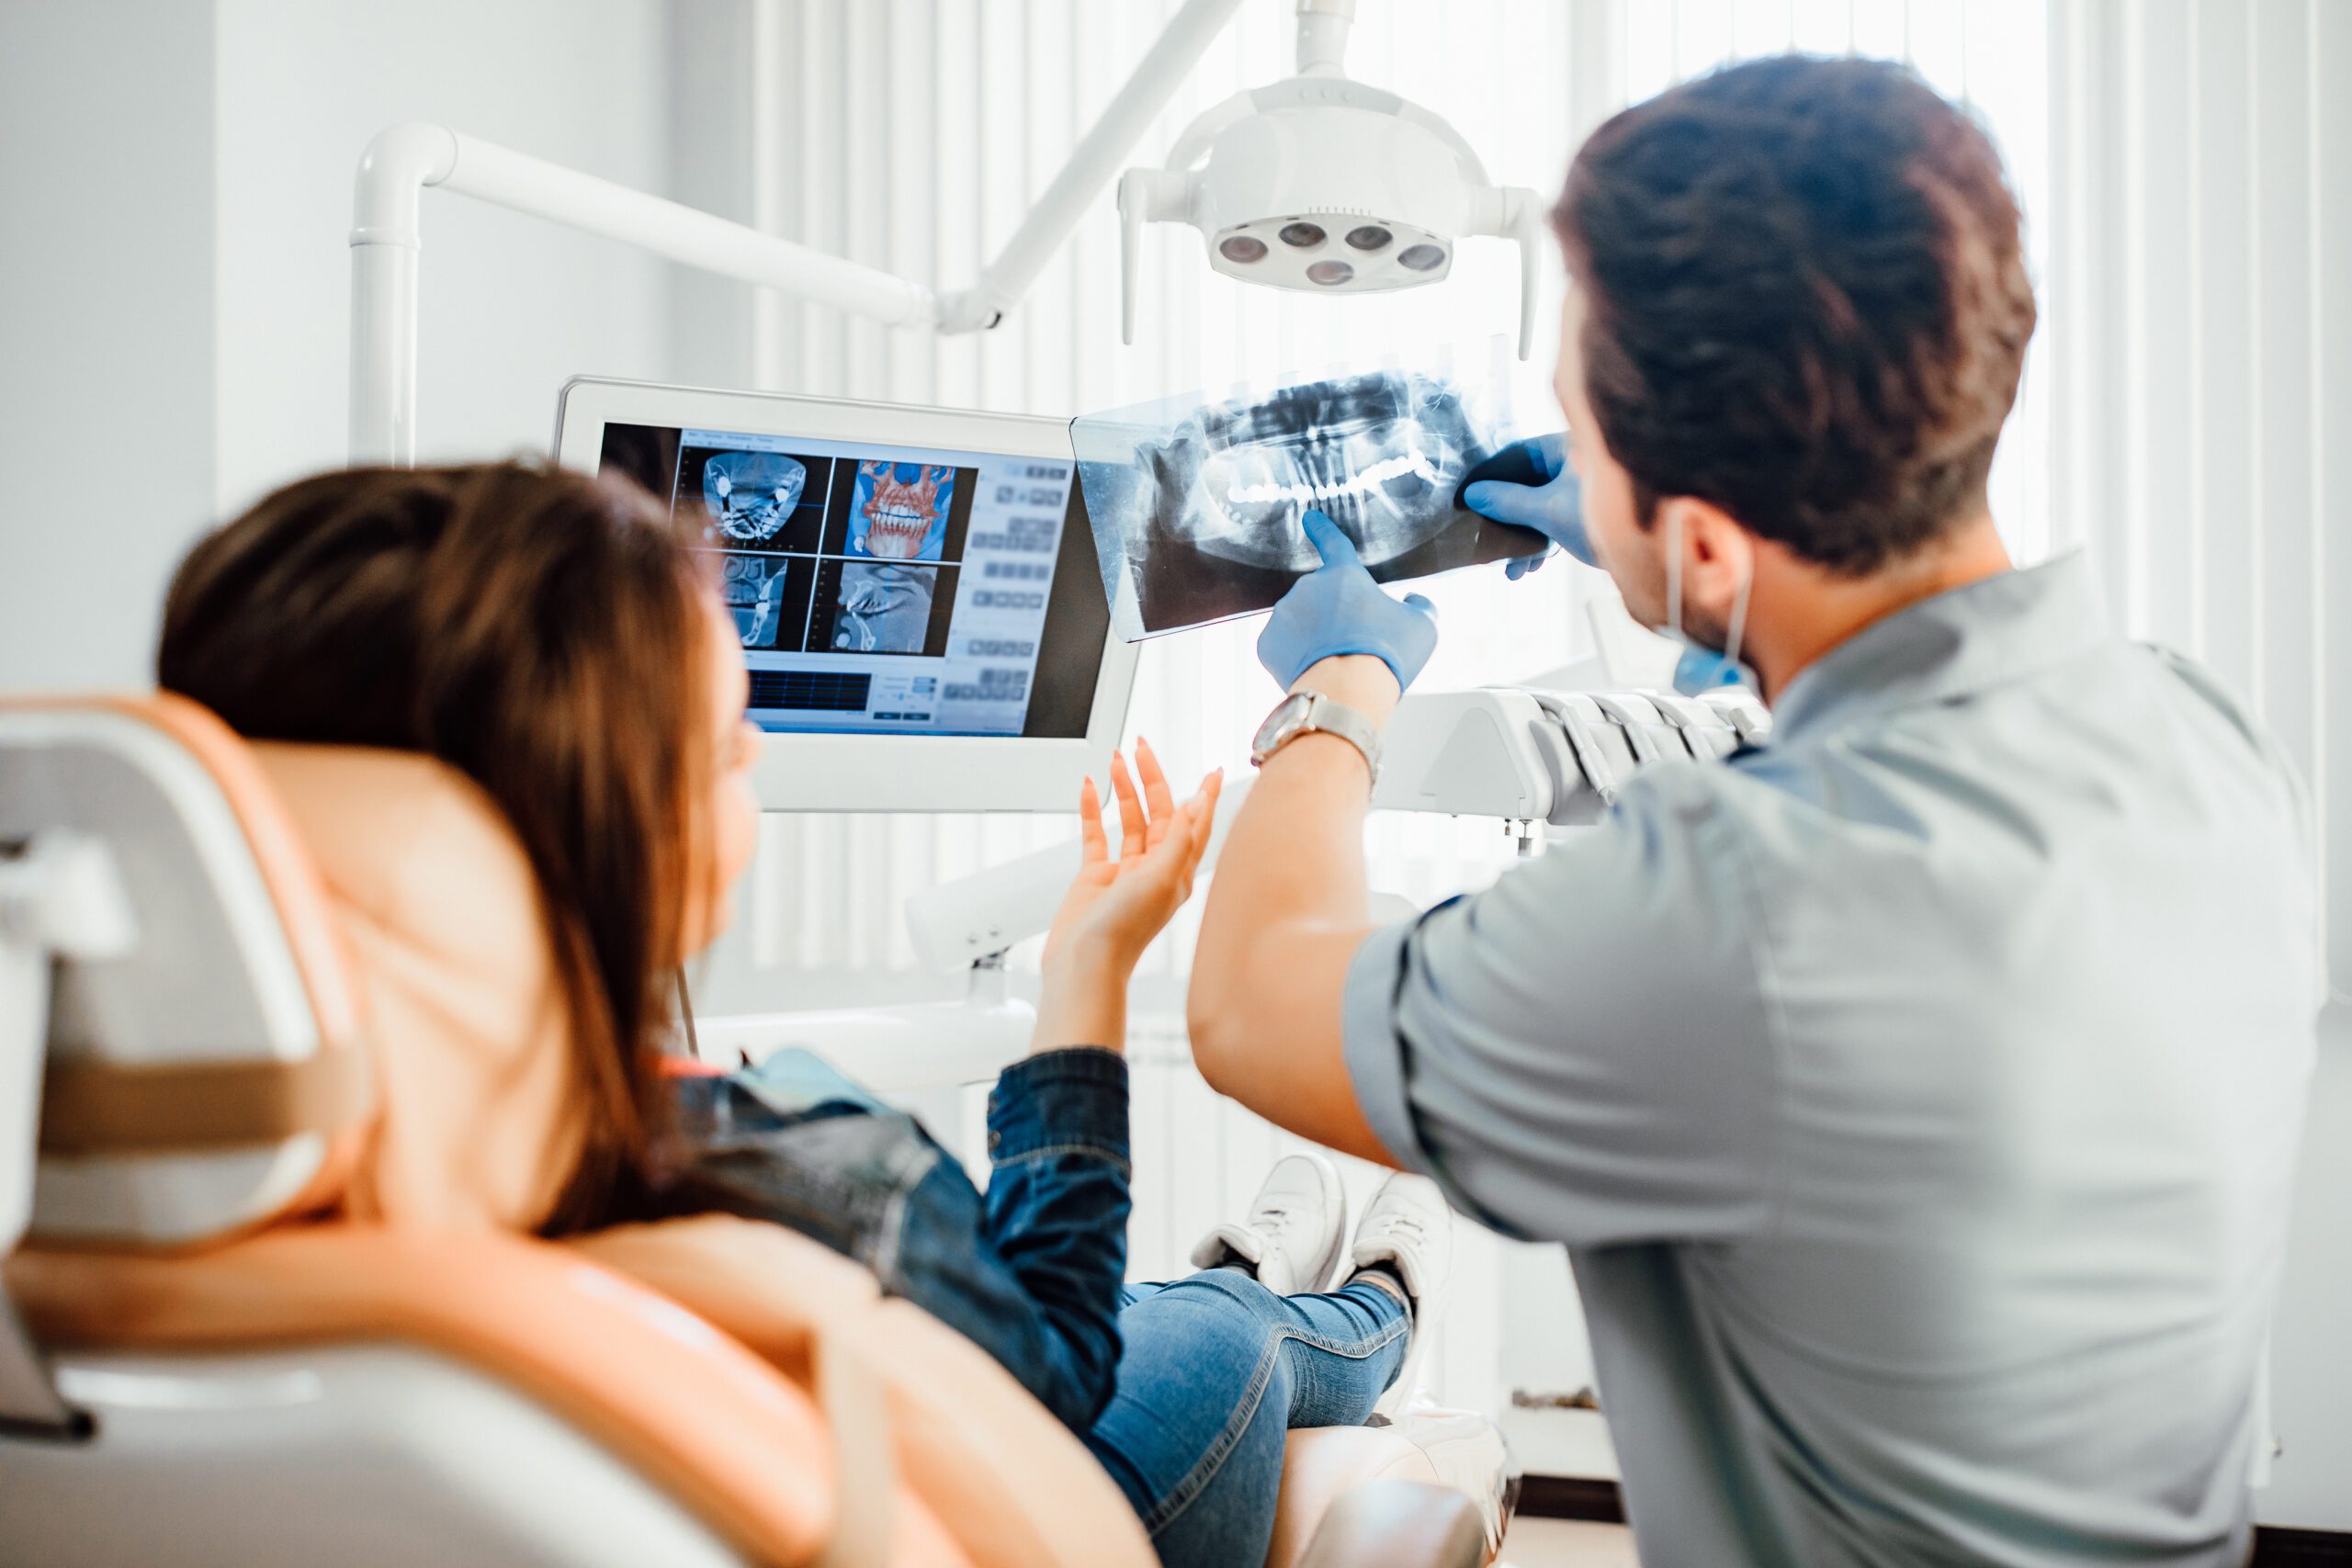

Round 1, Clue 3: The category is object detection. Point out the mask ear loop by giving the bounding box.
[1665,508,1686,642]
[1723,554,1753,672]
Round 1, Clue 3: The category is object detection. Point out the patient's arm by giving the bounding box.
[1188,656,1399,1165]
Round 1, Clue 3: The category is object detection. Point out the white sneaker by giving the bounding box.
[1189,1152,1347,1296]
[1347,1172,1452,1414]
[1348,1171,1452,1309]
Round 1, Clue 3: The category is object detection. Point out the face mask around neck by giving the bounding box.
[1661,508,1756,697]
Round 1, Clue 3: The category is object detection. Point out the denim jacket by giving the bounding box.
[630,1047,1134,1434]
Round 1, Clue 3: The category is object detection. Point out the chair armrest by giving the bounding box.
[1292,1480,1487,1568]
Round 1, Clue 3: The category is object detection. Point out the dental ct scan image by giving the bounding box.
[849,459,956,560]
[701,449,808,544]
[1075,362,1545,638]
[829,561,938,653]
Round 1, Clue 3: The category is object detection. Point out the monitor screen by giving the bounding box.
[598,422,1109,739]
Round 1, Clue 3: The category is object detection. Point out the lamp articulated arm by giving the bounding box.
[348,0,1250,468]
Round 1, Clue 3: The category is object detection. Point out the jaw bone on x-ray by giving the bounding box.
[703,451,808,545]
[1075,368,1544,638]
[833,562,935,653]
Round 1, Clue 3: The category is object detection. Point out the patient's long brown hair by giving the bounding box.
[157,461,713,1233]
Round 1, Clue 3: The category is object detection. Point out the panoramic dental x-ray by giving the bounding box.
[1077,366,1546,638]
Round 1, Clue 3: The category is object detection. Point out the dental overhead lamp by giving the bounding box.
[346,0,1540,465]
[1117,0,1544,355]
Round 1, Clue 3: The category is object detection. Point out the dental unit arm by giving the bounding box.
[348,0,1538,466]
[1374,684,1770,843]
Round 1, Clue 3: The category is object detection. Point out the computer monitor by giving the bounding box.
[555,378,1136,812]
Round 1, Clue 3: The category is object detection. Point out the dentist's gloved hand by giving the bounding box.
[1463,432,1593,580]
[1256,509,1440,692]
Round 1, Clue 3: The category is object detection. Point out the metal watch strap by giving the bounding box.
[1261,692,1383,784]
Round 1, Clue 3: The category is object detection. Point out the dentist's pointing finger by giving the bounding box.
[1255,508,1440,693]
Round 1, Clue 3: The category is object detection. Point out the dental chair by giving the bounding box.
[0,694,1508,1568]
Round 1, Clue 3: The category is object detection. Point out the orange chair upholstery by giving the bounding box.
[0,695,1498,1568]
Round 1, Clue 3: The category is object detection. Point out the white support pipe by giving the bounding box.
[348,0,1250,463]
[348,124,458,468]
[1295,0,1359,76]
[937,0,1249,333]
[348,123,942,466]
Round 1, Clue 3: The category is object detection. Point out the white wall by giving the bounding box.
[0,2,220,691]
[0,0,684,693]
[212,0,677,515]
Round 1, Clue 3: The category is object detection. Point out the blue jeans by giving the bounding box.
[639,1048,1410,1566]
[1089,1270,1410,1568]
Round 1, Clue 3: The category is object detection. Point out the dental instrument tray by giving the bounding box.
[1073,364,1547,640]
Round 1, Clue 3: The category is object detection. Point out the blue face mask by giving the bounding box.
[1673,645,1751,694]
[1661,511,1757,697]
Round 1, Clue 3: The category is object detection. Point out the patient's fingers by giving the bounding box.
[1109,751,1147,861]
[1136,738,1176,847]
[1078,776,1109,866]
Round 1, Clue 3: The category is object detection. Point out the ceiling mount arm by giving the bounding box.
[350,0,1251,466]
[1294,0,1359,77]
[934,0,1248,333]
[347,124,940,467]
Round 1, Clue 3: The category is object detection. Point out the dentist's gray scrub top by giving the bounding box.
[1342,555,2318,1568]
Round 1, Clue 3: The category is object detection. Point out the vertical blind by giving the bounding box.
[2050,0,2350,997]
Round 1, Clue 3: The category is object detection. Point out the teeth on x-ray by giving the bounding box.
[1161,371,1476,571]
[1219,445,1444,512]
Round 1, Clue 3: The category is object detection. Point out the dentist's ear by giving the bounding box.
[1657,496,1755,623]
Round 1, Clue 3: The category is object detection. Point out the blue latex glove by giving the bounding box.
[1462,432,1593,580]
[1256,509,1440,691]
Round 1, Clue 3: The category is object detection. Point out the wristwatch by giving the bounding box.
[1250,690,1383,785]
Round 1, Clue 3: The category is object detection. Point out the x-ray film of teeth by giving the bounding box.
[1073,367,1545,639]
[702,451,808,545]
[833,562,935,653]
[850,461,954,561]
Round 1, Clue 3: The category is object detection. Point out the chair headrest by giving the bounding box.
[248,741,585,1234]
[1,695,368,1247]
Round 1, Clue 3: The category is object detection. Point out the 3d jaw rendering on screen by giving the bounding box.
[858,461,952,558]
[1174,372,1478,570]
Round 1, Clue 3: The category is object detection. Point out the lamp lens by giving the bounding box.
[1219,235,1269,264]
[1306,260,1354,287]
[1345,225,1392,252]
[1278,221,1327,249]
[1396,243,1446,272]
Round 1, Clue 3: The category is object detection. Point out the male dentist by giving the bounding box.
[1187,55,2318,1568]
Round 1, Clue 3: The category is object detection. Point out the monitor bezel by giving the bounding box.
[554,376,1137,815]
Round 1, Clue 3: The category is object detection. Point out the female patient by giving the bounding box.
[152,460,1461,1568]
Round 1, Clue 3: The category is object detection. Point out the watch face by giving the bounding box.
[1252,692,1316,757]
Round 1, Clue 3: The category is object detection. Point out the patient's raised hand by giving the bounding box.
[1034,739,1221,1053]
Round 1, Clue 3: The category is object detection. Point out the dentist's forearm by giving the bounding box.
[1187,656,1399,1161]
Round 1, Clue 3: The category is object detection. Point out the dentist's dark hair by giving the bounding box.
[1555,54,2036,573]
[156,460,715,1234]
